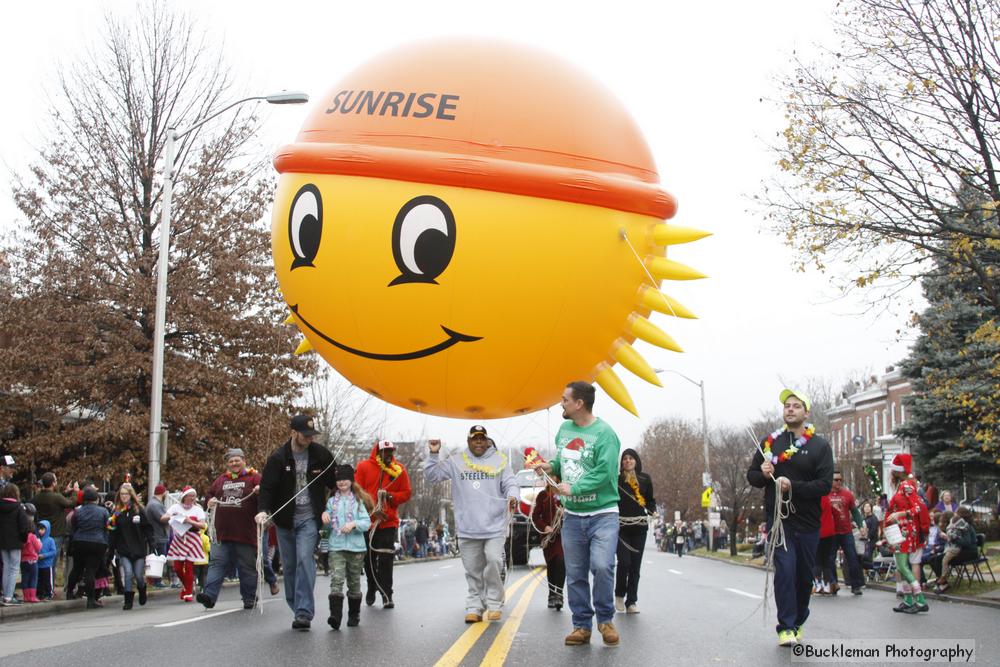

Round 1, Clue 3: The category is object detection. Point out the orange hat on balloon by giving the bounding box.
[271,39,708,418]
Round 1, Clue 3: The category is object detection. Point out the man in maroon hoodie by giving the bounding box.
[355,441,412,608]
[198,449,262,610]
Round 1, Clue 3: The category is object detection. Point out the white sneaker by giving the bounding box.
[626,604,639,614]
[614,596,625,612]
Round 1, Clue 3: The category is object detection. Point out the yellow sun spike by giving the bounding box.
[283,313,296,325]
[638,286,697,319]
[647,257,707,281]
[652,224,711,246]
[628,314,684,353]
[294,338,313,355]
[612,340,663,387]
[594,363,638,417]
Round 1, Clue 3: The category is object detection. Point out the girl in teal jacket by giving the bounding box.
[323,465,372,629]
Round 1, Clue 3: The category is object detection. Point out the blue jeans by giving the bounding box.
[834,532,863,589]
[2,549,20,600]
[118,556,147,592]
[276,518,319,620]
[561,512,619,629]
[202,541,258,604]
[261,531,276,585]
[770,524,819,633]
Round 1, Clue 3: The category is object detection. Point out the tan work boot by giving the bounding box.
[564,627,592,645]
[464,612,482,623]
[598,621,620,646]
[486,610,502,621]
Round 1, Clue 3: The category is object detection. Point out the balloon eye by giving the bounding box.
[288,184,322,269]
[390,196,456,286]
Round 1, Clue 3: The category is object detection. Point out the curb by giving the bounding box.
[0,555,458,624]
[686,550,1000,611]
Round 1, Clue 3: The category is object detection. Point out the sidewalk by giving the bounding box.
[687,547,1000,611]
[0,553,457,624]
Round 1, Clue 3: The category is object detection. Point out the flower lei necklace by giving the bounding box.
[376,456,403,478]
[462,450,508,476]
[624,473,646,507]
[227,467,257,480]
[763,424,815,463]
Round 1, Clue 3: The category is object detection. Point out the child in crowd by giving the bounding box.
[194,526,211,590]
[323,465,372,630]
[36,520,57,600]
[19,505,41,603]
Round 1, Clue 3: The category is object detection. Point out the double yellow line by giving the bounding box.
[434,566,546,667]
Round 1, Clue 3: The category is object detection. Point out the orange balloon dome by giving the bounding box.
[274,39,676,219]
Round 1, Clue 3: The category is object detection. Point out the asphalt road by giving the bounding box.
[2,542,997,666]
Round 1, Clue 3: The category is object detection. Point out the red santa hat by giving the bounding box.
[889,453,912,476]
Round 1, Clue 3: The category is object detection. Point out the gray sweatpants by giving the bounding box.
[458,536,505,613]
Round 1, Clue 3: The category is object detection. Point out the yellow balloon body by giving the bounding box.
[271,174,661,418]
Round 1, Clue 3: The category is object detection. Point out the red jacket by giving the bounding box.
[819,495,835,539]
[355,445,412,529]
[885,479,930,554]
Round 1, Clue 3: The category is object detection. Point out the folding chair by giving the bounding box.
[969,534,996,584]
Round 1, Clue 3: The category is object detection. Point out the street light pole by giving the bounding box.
[655,368,713,551]
[147,92,309,493]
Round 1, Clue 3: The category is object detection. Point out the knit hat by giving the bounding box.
[153,484,167,496]
[225,448,245,461]
[890,453,912,476]
[334,465,355,482]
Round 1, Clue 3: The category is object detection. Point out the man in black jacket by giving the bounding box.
[256,415,336,630]
[747,389,833,648]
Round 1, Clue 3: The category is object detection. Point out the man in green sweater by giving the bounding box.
[530,381,621,647]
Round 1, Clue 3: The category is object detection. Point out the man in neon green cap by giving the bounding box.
[747,388,833,648]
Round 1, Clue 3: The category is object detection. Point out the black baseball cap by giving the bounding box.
[468,425,488,438]
[290,414,320,437]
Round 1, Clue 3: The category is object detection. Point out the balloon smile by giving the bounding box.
[290,304,482,361]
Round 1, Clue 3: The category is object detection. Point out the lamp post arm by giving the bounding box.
[174,96,267,141]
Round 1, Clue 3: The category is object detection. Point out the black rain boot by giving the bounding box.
[347,595,361,627]
[86,586,99,609]
[365,587,376,606]
[123,591,135,610]
[137,586,147,606]
[327,594,344,630]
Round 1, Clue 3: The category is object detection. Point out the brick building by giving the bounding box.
[826,367,913,493]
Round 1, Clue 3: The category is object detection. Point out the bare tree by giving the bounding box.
[710,426,759,555]
[759,0,1000,310]
[638,417,704,522]
[0,5,310,490]
[307,367,381,464]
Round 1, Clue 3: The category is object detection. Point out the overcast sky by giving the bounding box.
[0,1,918,455]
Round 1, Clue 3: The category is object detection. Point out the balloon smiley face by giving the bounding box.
[270,40,708,418]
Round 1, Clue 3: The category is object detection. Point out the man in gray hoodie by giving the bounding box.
[425,425,518,624]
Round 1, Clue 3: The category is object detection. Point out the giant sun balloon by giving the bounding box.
[271,39,707,418]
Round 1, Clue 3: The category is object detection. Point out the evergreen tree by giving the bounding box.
[897,217,1000,484]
